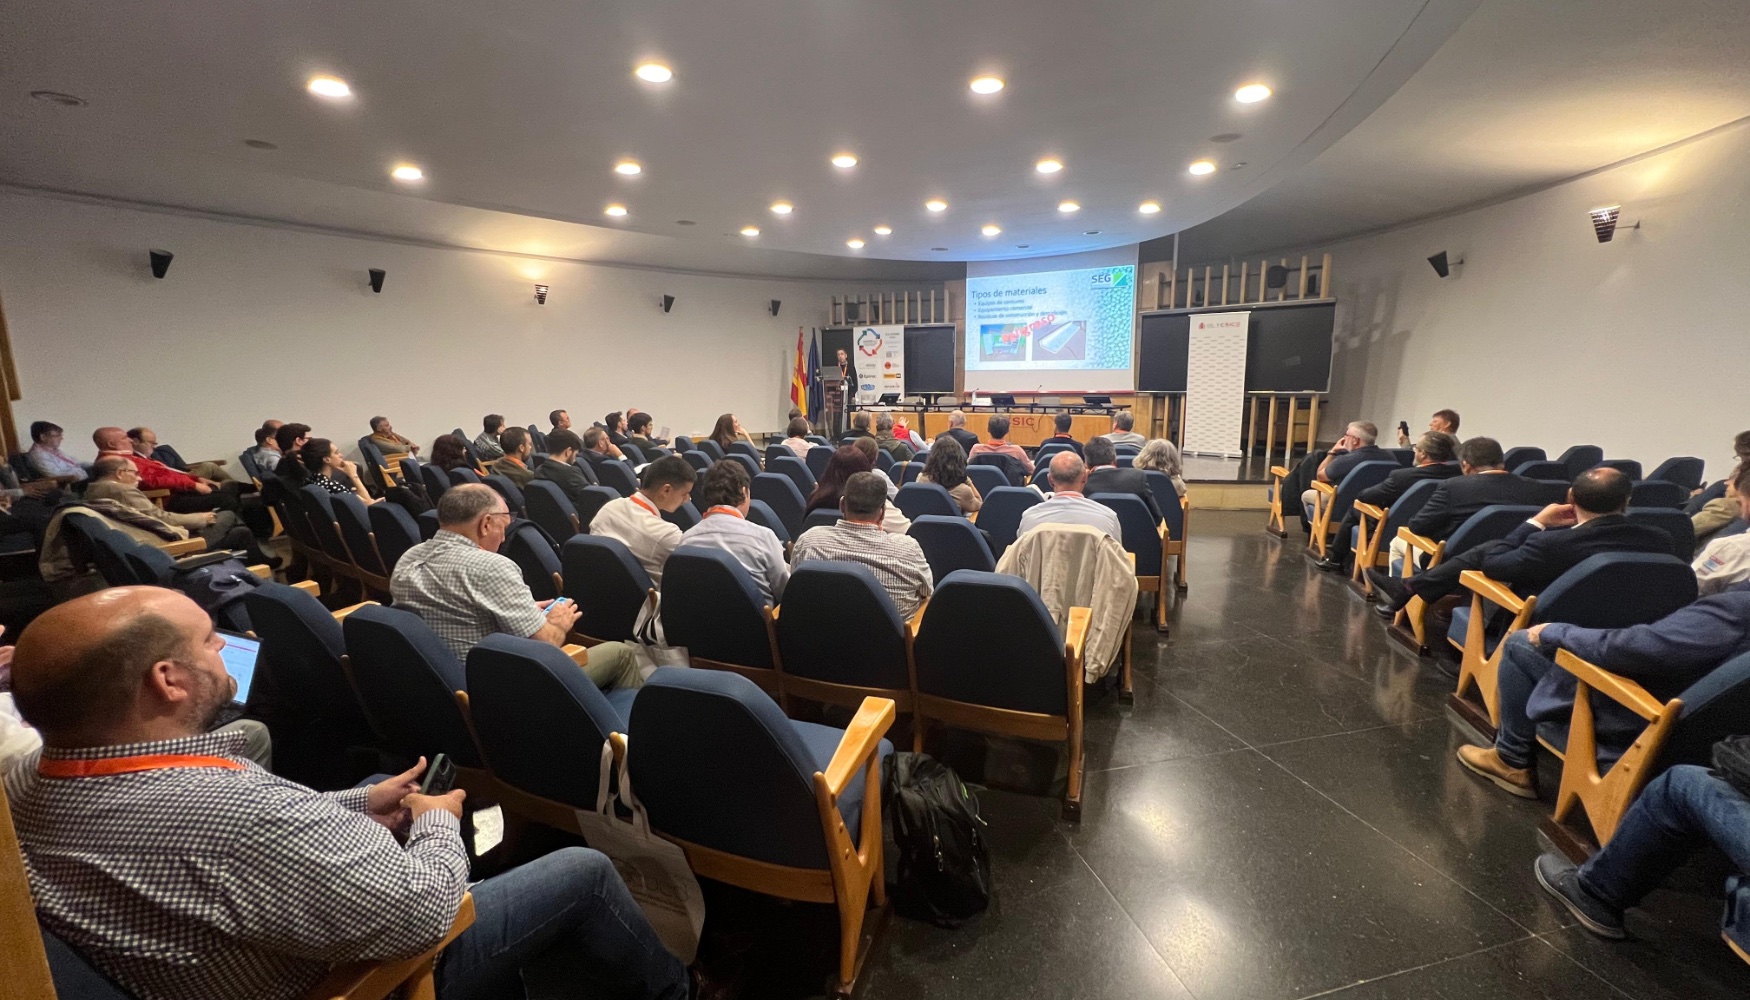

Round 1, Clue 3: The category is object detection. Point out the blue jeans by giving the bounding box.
[1578,765,1750,912]
[1493,632,1550,769]
[435,847,688,1000]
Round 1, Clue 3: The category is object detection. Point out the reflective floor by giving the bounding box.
[850,511,1748,1000]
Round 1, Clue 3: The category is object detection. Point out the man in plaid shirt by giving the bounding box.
[5,586,688,1000]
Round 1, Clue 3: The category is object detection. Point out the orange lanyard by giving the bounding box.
[629,494,660,517]
[704,505,744,519]
[38,754,245,779]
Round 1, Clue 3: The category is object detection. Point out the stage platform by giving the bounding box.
[1182,452,1312,511]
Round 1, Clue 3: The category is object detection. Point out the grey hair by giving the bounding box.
[1134,438,1183,478]
[875,412,895,432]
[948,409,967,427]
[1113,411,1135,431]
[437,483,504,526]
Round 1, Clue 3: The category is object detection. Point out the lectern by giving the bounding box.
[820,371,847,438]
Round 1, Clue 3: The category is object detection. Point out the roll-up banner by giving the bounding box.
[855,325,905,404]
[1183,311,1250,458]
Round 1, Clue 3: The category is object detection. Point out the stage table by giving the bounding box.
[918,411,1117,449]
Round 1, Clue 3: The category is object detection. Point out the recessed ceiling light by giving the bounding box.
[925,199,948,212]
[1083,230,1101,235]
[389,164,424,182]
[846,238,865,249]
[969,76,1004,95]
[1210,133,1242,143]
[674,220,695,226]
[831,153,859,169]
[29,90,86,107]
[634,62,673,83]
[1058,200,1080,213]
[1035,158,1063,174]
[740,226,760,237]
[1138,201,1161,214]
[981,224,1002,237]
[873,225,892,236]
[243,139,278,150]
[1188,160,1216,175]
[1235,83,1272,104]
[1015,244,1031,249]
[307,76,352,99]
[770,201,793,215]
[604,204,628,217]
[614,160,642,175]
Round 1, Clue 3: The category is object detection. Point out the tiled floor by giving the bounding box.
[851,511,1747,1000]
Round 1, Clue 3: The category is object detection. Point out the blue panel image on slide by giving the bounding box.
[1033,320,1087,361]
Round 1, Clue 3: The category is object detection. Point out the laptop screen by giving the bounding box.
[218,630,260,704]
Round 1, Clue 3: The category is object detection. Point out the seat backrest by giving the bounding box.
[481,475,526,517]
[1513,460,1567,480]
[764,444,791,465]
[872,449,896,473]
[620,443,646,466]
[1030,467,1052,491]
[570,457,599,485]
[1621,507,1696,561]
[237,448,262,483]
[681,451,712,474]
[745,499,791,545]
[1556,445,1605,478]
[1647,456,1705,491]
[978,486,1044,556]
[662,501,700,531]
[1333,460,1398,517]
[1090,493,1161,576]
[627,668,831,869]
[729,441,762,465]
[341,606,479,766]
[750,473,807,538]
[297,485,351,559]
[123,538,175,587]
[965,464,1007,498]
[1034,441,1073,464]
[448,467,482,486]
[331,493,385,575]
[722,454,760,481]
[368,501,422,571]
[420,464,451,502]
[523,480,581,542]
[805,445,834,480]
[560,534,652,641]
[417,509,440,540]
[1596,458,1643,481]
[1141,471,1185,539]
[778,562,909,687]
[1502,446,1546,470]
[241,582,371,729]
[1628,480,1688,509]
[62,514,133,584]
[573,485,620,530]
[526,425,549,451]
[355,436,392,494]
[1534,553,1697,631]
[502,520,562,600]
[969,452,1029,487]
[672,434,694,453]
[913,570,1067,716]
[1444,505,1545,558]
[1378,476,1443,539]
[898,461,925,485]
[802,508,842,532]
[1387,448,1415,467]
[453,429,482,467]
[660,547,775,668]
[695,439,726,461]
[766,455,815,496]
[466,634,626,808]
[272,484,324,551]
[399,455,421,487]
[1666,651,1750,765]
[596,460,639,497]
[907,514,996,583]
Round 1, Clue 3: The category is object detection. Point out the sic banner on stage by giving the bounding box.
[854,325,905,404]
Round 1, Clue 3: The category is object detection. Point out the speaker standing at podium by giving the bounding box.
[833,348,859,438]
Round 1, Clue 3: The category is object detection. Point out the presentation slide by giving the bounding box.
[964,261,1137,393]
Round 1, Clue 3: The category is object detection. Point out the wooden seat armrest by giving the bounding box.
[1395,527,1440,556]
[908,599,928,635]
[1458,571,1528,614]
[302,893,474,1000]
[1352,501,1386,521]
[1063,606,1093,664]
[1552,649,1669,721]
[247,564,272,579]
[563,643,590,667]
[142,489,170,498]
[1311,481,1336,496]
[1269,465,1290,479]
[292,580,321,597]
[330,601,378,622]
[163,538,207,556]
[820,697,897,797]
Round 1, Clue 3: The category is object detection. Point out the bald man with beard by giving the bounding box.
[4,587,689,1000]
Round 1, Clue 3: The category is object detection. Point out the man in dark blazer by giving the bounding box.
[1379,467,1674,614]
[1083,437,1163,522]
[534,429,593,508]
[578,427,621,480]
[1405,436,1556,541]
[941,409,981,457]
[1316,431,1461,571]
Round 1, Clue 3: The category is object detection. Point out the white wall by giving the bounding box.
[0,191,922,463]
[1312,119,1750,475]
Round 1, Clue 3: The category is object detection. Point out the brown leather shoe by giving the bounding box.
[1456,745,1538,798]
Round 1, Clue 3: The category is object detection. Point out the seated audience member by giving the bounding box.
[1398,408,1461,446]
[679,460,789,604]
[272,422,314,490]
[849,436,900,499]
[968,414,1035,475]
[917,437,982,514]
[428,433,472,472]
[474,414,507,461]
[1456,580,1750,799]
[552,409,574,435]
[1045,413,1083,457]
[1133,438,1188,496]
[626,411,664,454]
[85,457,277,566]
[1402,436,1550,544]
[587,456,696,584]
[781,416,814,459]
[0,461,61,546]
[578,426,627,478]
[874,412,914,462]
[4,586,686,1000]
[1689,430,1749,535]
[941,409,981,456]
[533,429,592,507]
[392,485,643,689]
[246,424,282,474]
[1694,464,1750,595]
[1102,410,1147,449]
[303,438,379,505]
[1017,452,1123,542]
[838,411,875,445]
[708,413,753,453]
[791,472,932,617]
[1083,437,1162,522]
[805,445,910,535]
[1316,430,1460,572]
[96,427,249,520]
[1301,421,1388,512]
[127,426,235,483]
[628,409,668,447]
[1533,763,1750,941]
[367,416,419,456]
[603,411,632,447]
[26,421,87,483]
[490,426,535,488]
[1375,468,1671,619]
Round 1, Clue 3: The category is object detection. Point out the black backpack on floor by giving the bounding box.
[882,752,990,925]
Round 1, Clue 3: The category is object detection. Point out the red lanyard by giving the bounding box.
[704,505,744,519]
[629,494,660,517]
[38,754,245,778]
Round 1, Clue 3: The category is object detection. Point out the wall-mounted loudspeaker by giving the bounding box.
[148,249,174,279]
[1264,264,1290,290]
[1427,251,1463,278]
[659,294,675,313]
[769,299,781,317]
[368,268,386,294]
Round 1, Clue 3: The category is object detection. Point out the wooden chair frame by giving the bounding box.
[914,607,1091,818]
[1449,570,1539,733]
[779,603,923,719]
[684,603,786,703]
[1266,465,1290,536]
[1388,527,1445,654]
[1350,500,1387,595]
[1539,649,1684,849]
[1306,479,1341,557]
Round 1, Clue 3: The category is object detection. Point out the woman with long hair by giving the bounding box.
[805,444,911,534]
[429,434,471,472]
[1134,438,1188,496]
[709,413,753,452]
[917,437,982,513]
[302,438,378,504]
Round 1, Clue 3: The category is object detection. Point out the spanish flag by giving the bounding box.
[790,326,807,407]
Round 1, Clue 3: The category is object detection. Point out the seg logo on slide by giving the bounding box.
[1089,267,1132,289]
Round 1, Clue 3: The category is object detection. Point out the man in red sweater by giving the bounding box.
[93,427,261,528]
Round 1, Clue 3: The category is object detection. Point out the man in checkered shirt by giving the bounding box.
[789,472,933,618]
[5,586,688,1000]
